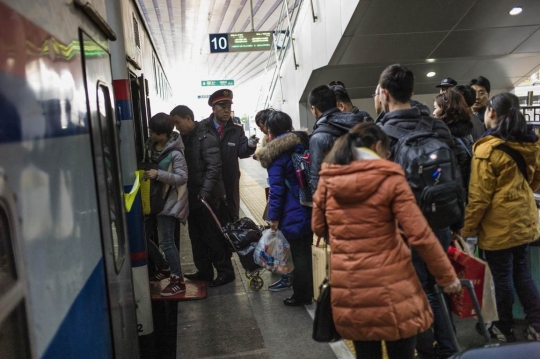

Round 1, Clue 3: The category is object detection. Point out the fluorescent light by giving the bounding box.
[427,72,436,77]
[509,6,523,15]
[426,58,436,63]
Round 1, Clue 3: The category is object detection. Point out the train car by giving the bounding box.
[0,0,174,357]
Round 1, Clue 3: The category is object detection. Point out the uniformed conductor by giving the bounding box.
[202,89,258,221]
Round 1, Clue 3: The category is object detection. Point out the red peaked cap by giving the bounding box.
[208,89,234,106]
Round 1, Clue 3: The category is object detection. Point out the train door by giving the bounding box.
[0,178,31,358]
[129,74,148,164]
[80,30,139,358]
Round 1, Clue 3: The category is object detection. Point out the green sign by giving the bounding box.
[201,80,235,87]
[197,95,210,99]
[209,32,273,53]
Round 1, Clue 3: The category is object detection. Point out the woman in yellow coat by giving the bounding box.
[462,92,540,342]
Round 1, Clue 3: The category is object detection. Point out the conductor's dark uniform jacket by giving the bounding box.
[202,114,255,219]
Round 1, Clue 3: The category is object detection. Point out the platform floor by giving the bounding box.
[172,158,521,359]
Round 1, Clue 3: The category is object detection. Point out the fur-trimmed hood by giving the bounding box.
[258,132,307,168]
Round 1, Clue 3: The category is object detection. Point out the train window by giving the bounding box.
[133,14,141,49]
[0,206,17,297]
[0,303,31,359]
[97,84,126,273]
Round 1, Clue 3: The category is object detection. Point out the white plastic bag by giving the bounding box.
[253,229,294,274]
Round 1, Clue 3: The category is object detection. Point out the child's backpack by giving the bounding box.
[285,150,314,207]
[138,162,172,216]
[384,117,465,229]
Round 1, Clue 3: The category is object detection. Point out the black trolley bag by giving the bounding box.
[199,198,266,291]
[435,279,540,358]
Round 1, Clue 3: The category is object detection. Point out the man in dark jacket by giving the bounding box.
[308,85,370,192]
[171,105,235,287]
[202,89,258,221]
[378,64,459,358]
[469,76,491,124]
[328,80,365,115]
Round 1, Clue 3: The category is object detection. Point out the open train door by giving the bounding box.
[129,74,150,164]
[80,30,139,359]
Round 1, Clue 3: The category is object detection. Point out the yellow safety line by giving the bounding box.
[239,170,267,225]
[124,171,140,212]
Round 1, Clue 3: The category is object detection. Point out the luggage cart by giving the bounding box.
[200,198,265,291]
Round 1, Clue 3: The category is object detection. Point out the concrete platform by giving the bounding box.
[171,158,523,359]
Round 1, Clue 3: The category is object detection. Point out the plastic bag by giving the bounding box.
[253,229,294,274]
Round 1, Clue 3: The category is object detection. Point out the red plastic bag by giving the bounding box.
[447,243,486,318]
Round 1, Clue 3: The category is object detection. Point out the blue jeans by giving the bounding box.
[484,244,540,331]
[156,215,182,277]
[413,227,457,359]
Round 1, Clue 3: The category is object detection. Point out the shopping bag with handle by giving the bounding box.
[447,236,498,322]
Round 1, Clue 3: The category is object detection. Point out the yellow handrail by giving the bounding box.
[124,172,141,212]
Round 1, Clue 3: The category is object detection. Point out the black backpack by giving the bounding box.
[384,118,465,229]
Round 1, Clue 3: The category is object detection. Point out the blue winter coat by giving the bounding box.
[258,132,312,240]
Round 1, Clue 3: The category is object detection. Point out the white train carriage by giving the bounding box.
[0,0,175,357]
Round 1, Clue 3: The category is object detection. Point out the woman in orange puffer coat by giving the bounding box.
[312,123,461,359]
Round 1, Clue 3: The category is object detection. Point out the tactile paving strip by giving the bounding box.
[239,170,267,225]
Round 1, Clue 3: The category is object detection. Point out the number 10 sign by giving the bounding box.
[209,32,273,54]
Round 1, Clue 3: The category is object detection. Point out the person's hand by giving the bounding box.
[443,278,462,294]
[144,169,158,180]
[248,135,260,148]
[269,220,279,232]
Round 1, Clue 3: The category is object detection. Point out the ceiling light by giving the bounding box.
[509,6,523,15]
[427,72,436,77]
[426,58,436,63]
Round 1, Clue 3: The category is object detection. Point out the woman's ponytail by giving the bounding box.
[489,93,528,142]
[324,132,356,165]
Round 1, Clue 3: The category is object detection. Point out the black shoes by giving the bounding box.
[208,275,235,287]
[283,296,312,307]
[184,272,214,282]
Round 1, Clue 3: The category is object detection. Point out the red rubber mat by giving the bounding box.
[150,279,207,301]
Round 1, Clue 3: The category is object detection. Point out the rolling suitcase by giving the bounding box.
[435,279,540,358]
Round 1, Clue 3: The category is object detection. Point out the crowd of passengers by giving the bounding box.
[142,64,540,359]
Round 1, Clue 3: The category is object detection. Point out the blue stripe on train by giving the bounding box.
[116,99,133,121]
[124,188,147,267]
[42,259,113,359]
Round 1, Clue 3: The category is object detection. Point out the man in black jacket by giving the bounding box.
[308,85,370,192]
[378,64,459,358]
[171,105,235,287]
[202,89,258,221]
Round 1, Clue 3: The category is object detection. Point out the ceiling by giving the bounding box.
[303,0,540,101]
[138,0,540,105]
[136,0,297,87]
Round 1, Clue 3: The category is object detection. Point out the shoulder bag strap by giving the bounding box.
[495,144,529,183]
[457,137,472,158]
[415,116,435,132]
[323,187,331,280]
[284,179,300,200]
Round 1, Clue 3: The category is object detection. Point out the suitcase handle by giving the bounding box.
[434,279,491,351]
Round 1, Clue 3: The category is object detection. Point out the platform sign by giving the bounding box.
[209,32,273,54]
[201,80,234,87]
[197,95,210,99]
